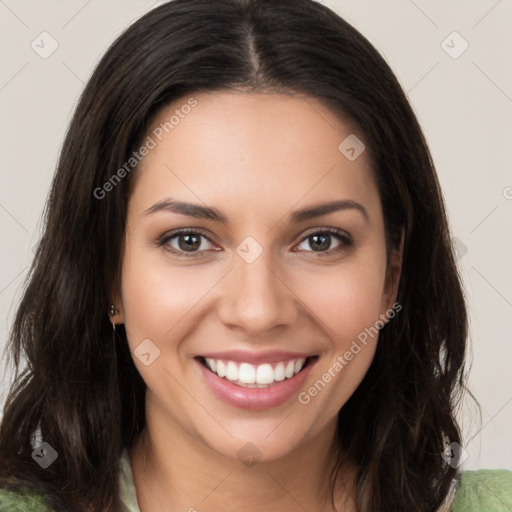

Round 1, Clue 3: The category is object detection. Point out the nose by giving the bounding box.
[216,247,298,336]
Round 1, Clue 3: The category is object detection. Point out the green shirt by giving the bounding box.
[1,449,511,511]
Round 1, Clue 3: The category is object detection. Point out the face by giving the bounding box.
[115,91,401,463]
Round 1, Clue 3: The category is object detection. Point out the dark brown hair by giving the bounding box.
[0,0,470,510]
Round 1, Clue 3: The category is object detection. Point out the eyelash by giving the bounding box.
[157,227,353,258]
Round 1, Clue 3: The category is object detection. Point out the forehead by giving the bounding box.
[129,91,380,222]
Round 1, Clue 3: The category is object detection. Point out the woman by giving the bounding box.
[0,0,510,510]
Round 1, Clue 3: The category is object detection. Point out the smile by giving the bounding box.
[195,355,318,410]
[200,356,310,387]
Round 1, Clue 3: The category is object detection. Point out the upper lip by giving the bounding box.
[196,350,316,365]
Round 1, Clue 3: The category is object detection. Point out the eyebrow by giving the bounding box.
[143,198,369,224]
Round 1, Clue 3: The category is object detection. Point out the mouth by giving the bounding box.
[195,355,318,388]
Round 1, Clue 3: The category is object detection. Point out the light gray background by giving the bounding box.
[1,0,511,470]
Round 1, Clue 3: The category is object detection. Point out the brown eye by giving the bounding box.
[176,233,202,252]
[295,229,352,255]
[158,230,216,257]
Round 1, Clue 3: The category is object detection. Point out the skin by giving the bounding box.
[112,91,402,512]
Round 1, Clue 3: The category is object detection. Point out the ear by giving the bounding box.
[382,229,404,312]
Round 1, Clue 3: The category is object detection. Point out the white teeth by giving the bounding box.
[205,358,216,373]
[203,357,307,386]
[256,363,274,384]
[238,363,256,384]
[216,360,226,377]
[274,362,286,381]
[285,361,295,378]
[226,361,238,381]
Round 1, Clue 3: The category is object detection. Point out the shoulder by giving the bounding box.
[0,486,54,511]
[450,469,512,511]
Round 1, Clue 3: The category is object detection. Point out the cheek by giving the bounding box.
[119,245,222,351]
[301,256,387,345]
[296,263,385,415]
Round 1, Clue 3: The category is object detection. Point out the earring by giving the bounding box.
[109,305,119,369]
[109,304,118,317]
[109,304,119,332]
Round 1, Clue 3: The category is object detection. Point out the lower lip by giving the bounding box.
[196,357,317,411]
